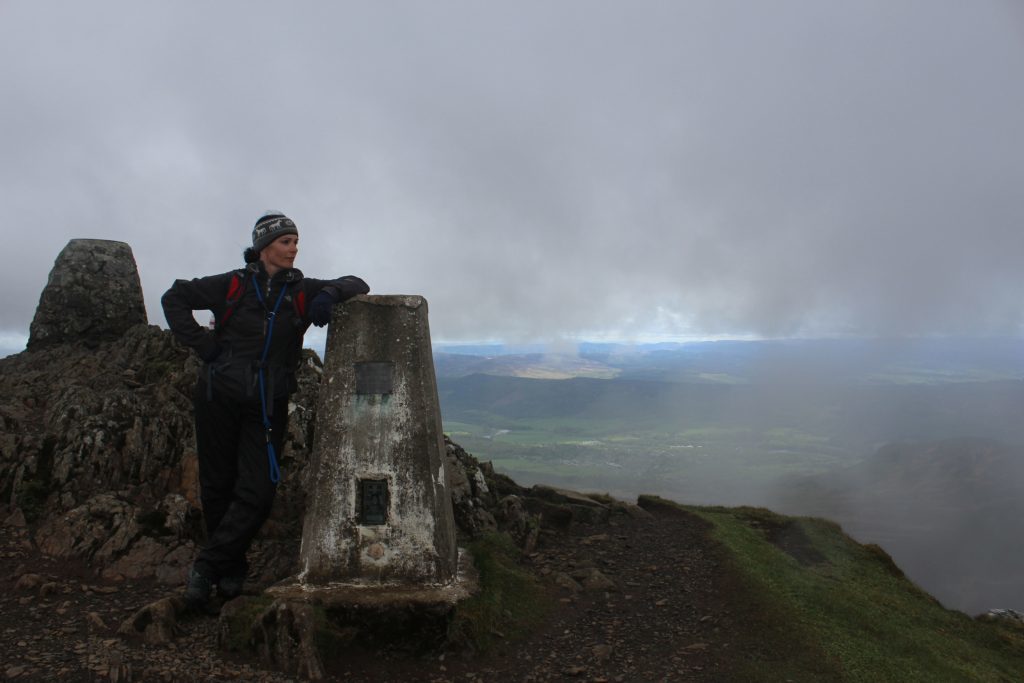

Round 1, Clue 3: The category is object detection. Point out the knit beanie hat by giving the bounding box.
[252,211,298,252]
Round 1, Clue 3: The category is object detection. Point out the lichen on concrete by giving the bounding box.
[298,295,458,585]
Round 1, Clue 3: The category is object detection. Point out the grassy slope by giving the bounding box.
[642,498,1024,682]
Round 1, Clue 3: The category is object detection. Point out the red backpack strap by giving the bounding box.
[226,272,244,300]
[293,287,307,320]
[217,271,248,331]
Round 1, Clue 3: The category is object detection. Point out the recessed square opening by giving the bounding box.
[355,362,394,395]
[359,479,389,525]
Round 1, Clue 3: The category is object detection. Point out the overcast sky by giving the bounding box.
[3,1,1024,355]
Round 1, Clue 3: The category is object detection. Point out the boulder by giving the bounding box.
[34,494,140,561]
[28,239,147,350]
[118,596,186,644]
[570,567,618,592]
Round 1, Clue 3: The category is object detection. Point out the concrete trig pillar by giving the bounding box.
[298,295,458,584]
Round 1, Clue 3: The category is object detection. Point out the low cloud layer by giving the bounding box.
[3,1,1023,353]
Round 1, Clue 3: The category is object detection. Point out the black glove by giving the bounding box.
[196,334,221,363]
[309,290,336,327]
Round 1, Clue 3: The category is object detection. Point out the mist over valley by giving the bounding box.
[435,338,1024,614]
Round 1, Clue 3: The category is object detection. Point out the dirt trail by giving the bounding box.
[2,504,757,682]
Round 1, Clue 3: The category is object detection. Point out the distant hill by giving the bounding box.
[438,372,1024,446]
[434,352,619,380]
[437,368,1024,614]
[436,337,1024,385]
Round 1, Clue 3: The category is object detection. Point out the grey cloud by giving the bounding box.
[3,1,1023,351]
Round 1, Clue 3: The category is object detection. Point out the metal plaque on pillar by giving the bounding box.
[359,479,388,525]
[355,362,393,395]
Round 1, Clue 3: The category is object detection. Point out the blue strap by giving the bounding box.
[253,275,288,484]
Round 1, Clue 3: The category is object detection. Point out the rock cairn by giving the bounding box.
[28,239,147,350]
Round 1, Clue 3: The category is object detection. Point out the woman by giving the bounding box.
[161,211,369,609]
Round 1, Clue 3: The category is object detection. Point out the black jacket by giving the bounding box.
[162,262,369,400]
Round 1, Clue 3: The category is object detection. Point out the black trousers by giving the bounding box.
[192,384,288,582]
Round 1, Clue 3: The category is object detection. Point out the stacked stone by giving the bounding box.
[28,239,147,350]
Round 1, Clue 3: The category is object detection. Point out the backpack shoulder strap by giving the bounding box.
[293,284,307,320]
[216,270,249,332]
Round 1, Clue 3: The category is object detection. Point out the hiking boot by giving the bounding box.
[183,568,214,610]
[217,574,245,600]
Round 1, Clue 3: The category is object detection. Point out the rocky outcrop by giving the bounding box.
[28,239,147,350]
[2,239,322,588]
[982,609,1024,627]
[2,323,197,519]
[1,323,324,587]
[443,438,653,554]
[445,437,501,536]
[2,238,638,593]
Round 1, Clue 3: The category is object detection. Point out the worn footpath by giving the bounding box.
[2,499,755,682]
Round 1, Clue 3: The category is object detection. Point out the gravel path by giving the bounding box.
[2,503,746,681]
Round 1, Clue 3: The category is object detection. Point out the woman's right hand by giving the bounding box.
[197,333,221,363]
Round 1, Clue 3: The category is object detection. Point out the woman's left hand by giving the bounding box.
[309,291,335,327]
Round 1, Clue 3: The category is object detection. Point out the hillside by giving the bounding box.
[436,369,1024,615]
[436,338,1024,385]
[683,500,1024,681]
[5,481,1024,681]
[4,323,1022,680]
[774,437,1024,615]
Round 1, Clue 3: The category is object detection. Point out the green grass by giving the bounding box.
[448,532,548,653]
[762,427,832,449]
[487,456,614,479]
[446,416,843,460]
[444,415,859,510]
[666,500,1024,681]
[676,424,756,441]
[449,420,851,503]
[446,413,675,444]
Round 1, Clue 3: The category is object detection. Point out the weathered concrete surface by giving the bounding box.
[298,295,458,584]
[28,239,147,350]
[271,549,475,604]
[229,550,477,677]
